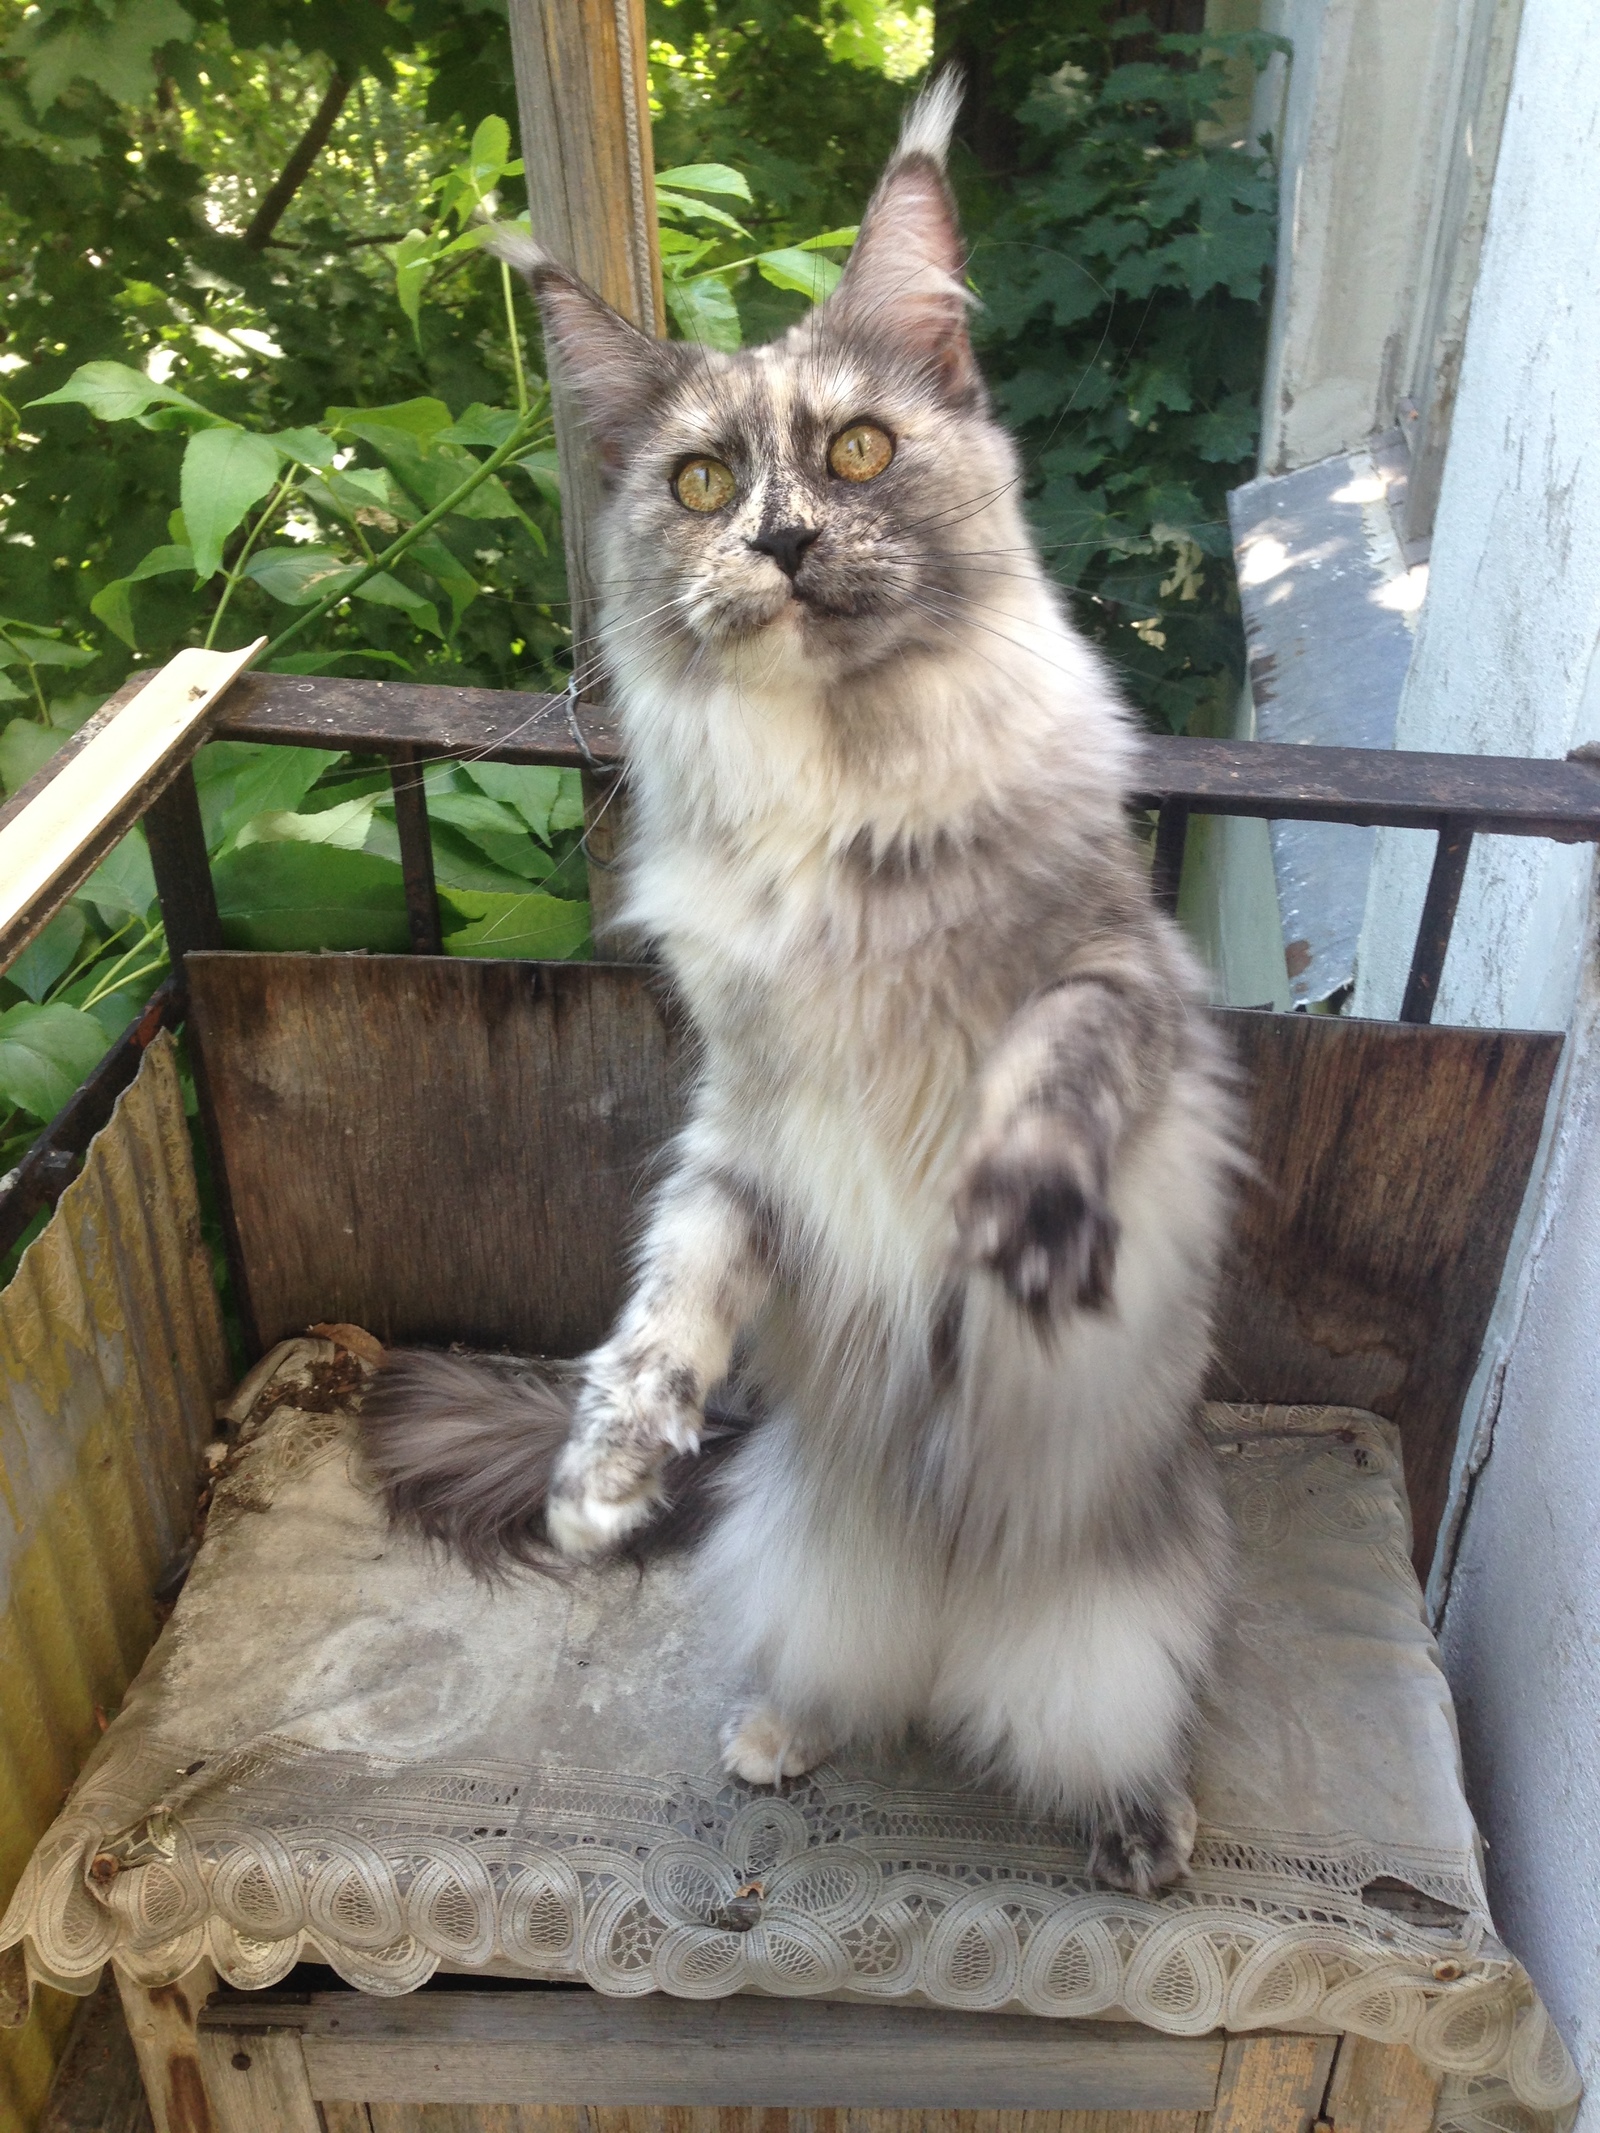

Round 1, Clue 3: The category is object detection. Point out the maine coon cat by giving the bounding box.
[362,72,1239,1894]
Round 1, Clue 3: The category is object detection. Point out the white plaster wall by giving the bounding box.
[1348,0,1600,2111]
[1255,0,1460,473]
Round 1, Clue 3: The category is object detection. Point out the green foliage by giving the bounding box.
[965,28,1283,733]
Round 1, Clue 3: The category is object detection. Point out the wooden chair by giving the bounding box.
[2,653,1597,2133]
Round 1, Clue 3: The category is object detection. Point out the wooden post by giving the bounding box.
[115,1958,219,2133]
[506,0,663,938]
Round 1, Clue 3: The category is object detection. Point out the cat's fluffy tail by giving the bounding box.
[359,1349,575,1577]
[360,1349,745,1577]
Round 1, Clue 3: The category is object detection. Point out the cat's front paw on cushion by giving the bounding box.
[545,1354,703,1558]
[954,1135,1121,1314]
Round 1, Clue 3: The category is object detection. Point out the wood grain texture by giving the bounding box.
[115,1960,218,2133]
[190,959,1557,1564]
[357,2111,1207,2133]
[1322,2038,1439,2133]
[186,953,689,1355]
[195,2023,320,2133]
[1209,1008,1561,1569]
[1208,2036,1335,2133]
[40,1972,153,2133]
[0,643,260,974]
[222,1992,1220,2111]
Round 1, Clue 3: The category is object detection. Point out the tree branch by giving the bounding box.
[243,69,357,251]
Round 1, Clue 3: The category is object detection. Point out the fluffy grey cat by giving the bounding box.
[363,73,1238,1894]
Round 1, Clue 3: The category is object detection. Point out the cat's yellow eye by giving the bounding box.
[829,422,894,483]
[675,457,737,512]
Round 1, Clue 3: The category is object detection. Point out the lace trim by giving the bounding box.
[1,1746,1577,2119]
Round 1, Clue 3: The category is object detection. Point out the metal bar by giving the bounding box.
[0,982,183,1258]
[207,678,1600,843]
[1400,820,1475,1025]
[143,761,223,972]
[1151,800,1189,916]
[389,744,444,955]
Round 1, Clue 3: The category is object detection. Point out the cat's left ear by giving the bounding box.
[826,70,980,405]
[490,230,682,470]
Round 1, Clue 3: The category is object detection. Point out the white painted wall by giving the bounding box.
[1350,0,1600,2114]
[1254,0,1460,473]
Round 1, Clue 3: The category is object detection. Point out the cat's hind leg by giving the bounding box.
[932,1562,1216,1893]
[700,1418,942,1785]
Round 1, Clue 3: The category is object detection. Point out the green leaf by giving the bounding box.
[234,794,378,851]
[82,831,156,922]
[325,397,452,442]
[655,190,749,238]
[439,890,590,959]
[350,573,443,637]
[797,227,859,251]
[406,534,480,629]
[182,427,282,581]
[9,0,194,116]
[0,717,63,796]
[755,247,843,301]
[665,274,742,350]
[655,164,753,203]
[211,844,412,953]
[6,904,85,1004]
[424,790,551,877]
[460,761,562,842]
[393,229,436,332]
[89,544,194,648]
[0,674,27,703]
[28,359,210,425]
[0,1001,107,1122]
[549,769,585,834]
[0,622,96,669]
[435,404,521,450]
[192,739,341,850]
[266,426,337,470]
[265,649,415,675]
[466,113,513,192]
[242,546,356,604]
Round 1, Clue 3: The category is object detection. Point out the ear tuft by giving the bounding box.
[894,65,963,167]
[824,69,980,404]
[488,224,679,466]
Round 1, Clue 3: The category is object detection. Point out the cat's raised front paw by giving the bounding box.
[720,1705,833,1787]
[546,1352,703,1559]
[954,1127,1120,1315]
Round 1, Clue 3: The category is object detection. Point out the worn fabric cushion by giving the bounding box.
[0,1337,1579,2132]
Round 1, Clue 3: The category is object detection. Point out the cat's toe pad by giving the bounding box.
[721,1706,831,1787]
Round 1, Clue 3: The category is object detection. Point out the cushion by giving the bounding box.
[0,1333,1578,2130]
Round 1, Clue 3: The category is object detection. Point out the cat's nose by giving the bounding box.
[748,523,820,580]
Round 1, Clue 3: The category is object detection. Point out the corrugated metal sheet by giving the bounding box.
[0,1033,227,2133]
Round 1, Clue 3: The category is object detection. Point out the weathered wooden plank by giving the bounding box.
[215,1992,1222,2110]
[0,643,262,973]
[40,1972,152,2133]
[188,955,1557,1566]
[1207,2035,1334,2133]
[418,2109,1197,2129]
[115,1959,219,2133]
[1209,1009,1562,1570]
[195,2022,320,2133]
[185,953,689,1356]
[1321,2038,1439,2133]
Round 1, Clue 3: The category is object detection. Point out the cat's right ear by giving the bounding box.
[491,231,680,470]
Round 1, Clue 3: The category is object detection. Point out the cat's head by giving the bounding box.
[500,73,1028,688]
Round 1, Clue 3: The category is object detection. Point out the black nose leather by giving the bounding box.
[749,523,820,580]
